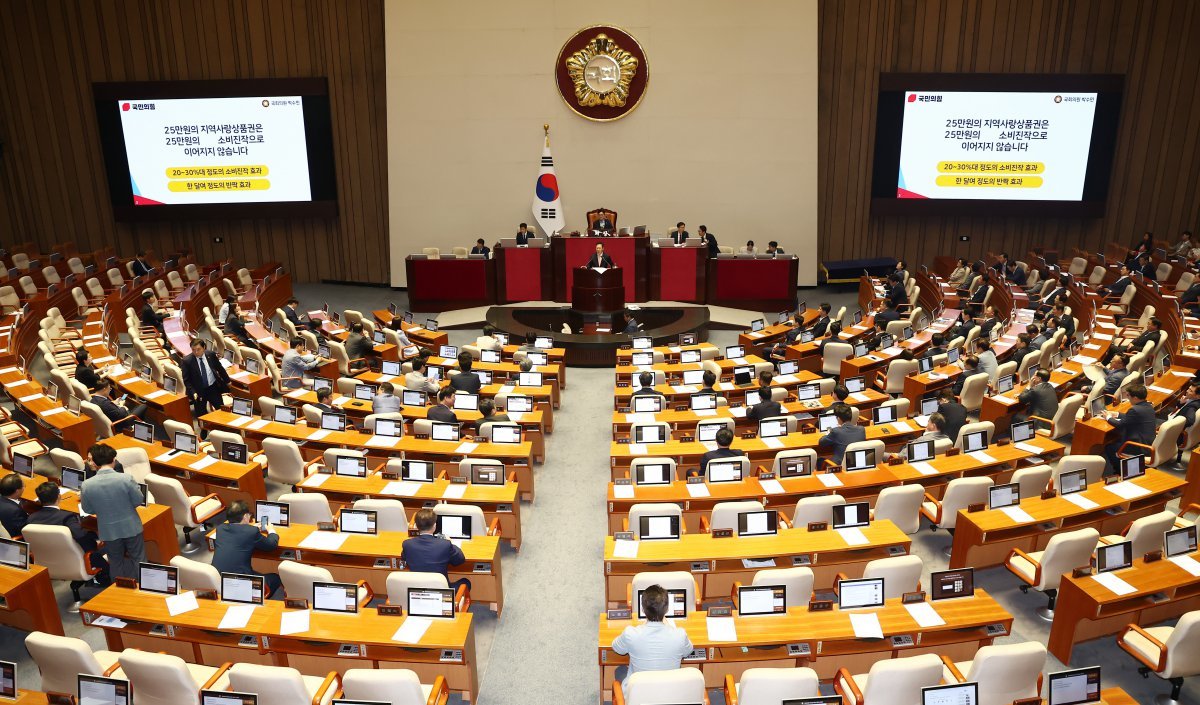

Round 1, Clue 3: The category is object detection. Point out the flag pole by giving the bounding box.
[544,123,550,147]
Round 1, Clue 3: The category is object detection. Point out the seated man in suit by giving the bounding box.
[630,371,664,400]
[874,299,901,329]
[818,403,865,466]
[282,298,303,327]
[281,337,322,389]
[700,428,745,476]
[765,241,785,256]
[585,243,615,268]
[344,323,374,361]
[211,500,281,598]
[0,475,28,538]
[670,222,689,245]
[182,338,231,417]
[470,238,491,257]
[130,252,153,278]
[404,357,440,395]
[1038,275,1072,310]
[428,387,458,423]
[371,381,401,414]
[800,303,833,340]
[937,388,968,444]
[1137,253,1157,280]
[699,225,719,257]
[1009,334,1035,369]
[29,480,109,584]
[311,387,337,414]
[1017,369,1059,430]
[475,398,511,434]
[925,333,947,358]
[1103,317,1162,364]
[224,310,255,346]
[402,508,470,594]
[967,277,991,315]
[90,380,146,432]
[817,322,844,354]
[139,290,167,339]
[1053,302,1076,339]
[975,339,999,384]
[1100,263,1134,298]
[698,371,724,403]
[991,252,1009,273]
[593,213,614,234]
[75,349,105,391]
[747,385,782,422]
[622,311,642,334]
[1103,384,1157,475]
[886,413,948,461]
[1005,260,1027,286]
[765,340,788,366]
[977,305,999,339]
[515,222,533,246]
[450,352,482,394]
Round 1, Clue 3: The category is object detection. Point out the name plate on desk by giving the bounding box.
[807,521,828,532]
[381,471,399,480]
[614,478,632,485]
[450,475,469,484]
[607,608,632,621]
[808,599,833,612]
[115,577,137,590]
[195,589,218,601]
[614,531,634,542]
[378,605,403,617]
[707,606,732,617]
[317,522,337,532]
[285,598,309,610]
[686,476,704,484]
[1041,489,1057,500]
[967,503,985,513]
[902,591,926,604]
[711,528,733,539]
[1145,550,1163,563]
[1072,567,1093,579]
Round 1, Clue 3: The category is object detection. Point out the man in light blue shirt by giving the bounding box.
[281,337,321,389]
[611,584,693,696]
[372,381,401,414]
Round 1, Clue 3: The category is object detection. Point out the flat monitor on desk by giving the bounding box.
[631,336,652,350]
[919,396,940,416]
[778,360,799,376]
[408,587,456,618]
[0,538,29,570]
[131,420,155,444]
[930,568,975,600]
[453,392,479,411]
[844,448,876,471]
[1165,525,1198,557]
[817,413,838,432]
[1120,454,1146,481]
[633,424,666,444]
[334,456,368,478]
[906,439,935,462]
[436,513,472,540]
[682,369,706,386]
[256,501,290,527]
[78,674,131,705]
[737,510,778,536]
[491,424,522,444]
[782,699,841,705]
[996,374,1015,393]
[312,581,359,613]
[519,371,543,387]
[401,460,435,482]
[733,367,753,386]
[744,389,762,406]
[796,383,819,401]
[697,422,723,442]
[480,349,501,363]
[778,456,811,478]
[918,356,934,373]
[832,502,870,529]
[737,585,786,616]
[320,412,347,432]
[201,692,258,705]
[987,483,1020,510]
[61,466,88,491]
[637,515,680,541]
[725,345,745,359]
[137,562,178,595]
[844,376,866,393]
[506,395,533,413]
[871,405,896,424]
[354,384,374,401]
[837,577,885,610]
[680,349,701,364]
[634,463,671,486]
[221,572,264,605]
[759,418,788,439]
[401,390,427,407]
[921,683,978,705]
[374,418,403,438]
[431,422,460,442]
[631,352,653,367]
[1046,666,1102,705]
[338,509,377,535]
[690,393,717,411]
[1011,420,1035,443]
[962,430,988,453]
[707,460,742,483]
[1096,540,1133,574]
[1059,469,1088,495]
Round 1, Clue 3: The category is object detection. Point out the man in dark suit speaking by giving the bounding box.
[585,243,615,269]
[182,338,231,417]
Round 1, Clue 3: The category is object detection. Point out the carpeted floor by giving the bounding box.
[1,282,1194,705]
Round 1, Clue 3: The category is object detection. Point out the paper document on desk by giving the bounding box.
[507,411,525,421]
[627,443,648,456]
[890,421,911,433]
[591,267,609,274]
[392,617,433,644]
[1093,333,1113,341]
[733,357,748,365]
[759,479,785,495]
[302,473,330,488]
[455,442,479,453]
[90,615,128,629]
[729,406,748,418]
[1000,506,1035,524]
[612,539,639,558]
[227,415,253,428]
[850,612,884,639]
[612,485,635,499]
[1104,481,1150,500]
[672,385,699,394]
[229,370,250,381]
[1168,555,1200,577]
[299,531,348,551]
[1091,571,1136,596]
[686,483,711,498]
[382,481,421,497]
[144,389,171,400]
[442,484,467,499]
[218,604,255,630]
[17,393,43,403]
[40,407,65,417]
[189,455,219,470]
[285,389,307,399]
[817,473,844,488]
[837,527,870,546]
[910,462,938,476]
[1062,493,1099,510]
[1148,385,1174,395]
[625,413,654,424]
[849,392,871,403]
[498,385,515,396]
[967,450,997,464]
[761,437,785,449]
[882,346,904,356]
[904,601,946,628]
[279,609,310,636]
[775,374,798,384]
[1083,343,1102,351]
[693,409,717,417]
[742,558,775,568]
[1171,370,1195,378]
[706,616,738,642]
[246,418,271,431]
[365,436,399,449]
[1014,442,1042,454]
[166,591,199,616]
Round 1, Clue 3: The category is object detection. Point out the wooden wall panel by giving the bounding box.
[0,0,388,284]
[819,0,1200,268]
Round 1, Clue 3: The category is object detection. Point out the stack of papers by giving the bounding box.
[967,450,997,464]
[999,506,1036,523]
[1105,481,1150,500]
[279,609,310,635]
[904,601,945,628]
[382,481,421,496]
[849,392,871,403]
[706,616,738,641]
[685,483,711,498]
[729,406,748,418]
[442,484,467,499]
[455,442,479,453]
[1091,571,1136,596]
[392,617,433,644]
[299,532,348,551]
[849,612,883,639]
[836,527,870,546]
[612,540,639,558]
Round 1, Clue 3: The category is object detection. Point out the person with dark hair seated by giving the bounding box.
[90,380,146,432]
[75,349,104,391]
[611,583,694,698]
[818,402,865,465]
[450,352,482,394]
[29,480,110,584]
[282,298,303,327]
[428,387,458,423]
[402,508,469,594]
[212,500,281,597]
[747,385,782,422]
[1103,384,1156,476]
[630,371,664,399]
[700,428,744,475]
[0,475,28,538]
[937,387,968,444]
[475,398,510,434]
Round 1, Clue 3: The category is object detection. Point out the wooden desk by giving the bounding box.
[602,521,911,604]
[102,434,268,505]
[609,391,890,437]
[608,419,927,478]
[612,371,821,410]
[949,469,1185,569]
[290,474,522,550]
[222,524,506,614]
[199,411,537,502]
[0,564,65,636]
[1048,550,1200,664]
[616,343,718,365]
[738,313,819,355]
[613,355,768,383]
[81,585,479,701]
[0,367,94,453]
[597,591,1011,693]
[370,310,450,350]
[78,317,192,425]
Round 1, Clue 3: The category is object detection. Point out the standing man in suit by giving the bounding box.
[515,223,533,246]
[470,239,491,257]
[818,403,866,465]
[402,508,469,594]
[585,243,615,269]
[212,500,282,598]
[29,481,109,584]
[182,339,230,417]
[451,353,482,394]
[670,222,689,245]
[90,380,146,432]
[0,475,28,538]
[593,214,614,234]
[428,387,458,423]
[1104,384,1157,475]
[699,225,719,257]
[937,388,968,445]
[80,444,145,580]
[1017,369,1059,430]
[282,298,303,327]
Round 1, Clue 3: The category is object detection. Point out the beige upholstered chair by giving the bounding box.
[750,567,814,607]
[25,632,121,694]
[835,653,943,705]
[277,492,334,525]
[1005,527,1099,620]
[228,663,339,705]
[340,669,447,705]
[170,555,221,591]
[871,484,924,534]
[145,474,224,554]
[617,669,707,705]
[22,524,101,612]
[1117,609,1200,705]
[860,554,923,599]
[724,667,821,705]
[628,572,699,615]
[941,642,1047,705]
[793,494,846,526]
[117,649,230,705]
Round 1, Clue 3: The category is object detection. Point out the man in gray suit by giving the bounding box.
[887,413,949,461]
[1017,369,1059,430]
[975,338,999,385]
[818,403,865,465]
[80,443,145,580]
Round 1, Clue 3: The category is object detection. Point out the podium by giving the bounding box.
[572,267,625,313]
